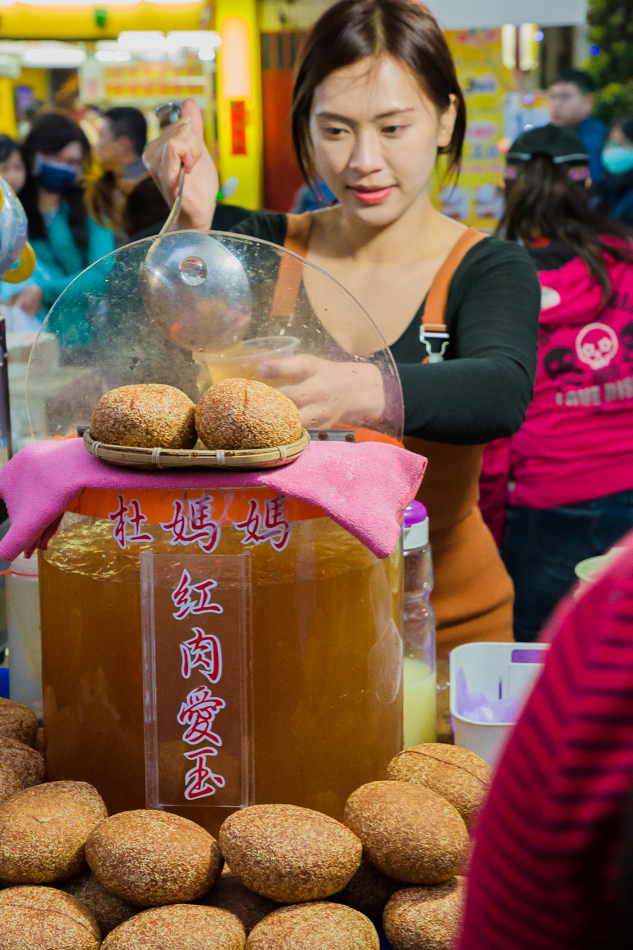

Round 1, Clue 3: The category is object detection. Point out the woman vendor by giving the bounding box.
[143,0,541,656]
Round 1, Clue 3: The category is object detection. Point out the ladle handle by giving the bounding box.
[159,165,186,235]
[154,102,185,235]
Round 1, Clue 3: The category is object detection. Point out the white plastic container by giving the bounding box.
[6,553,41,717]
[449,642,548,767]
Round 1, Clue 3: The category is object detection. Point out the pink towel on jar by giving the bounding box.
[0,437,426,562]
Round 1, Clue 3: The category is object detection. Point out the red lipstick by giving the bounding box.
[351,186,393,204]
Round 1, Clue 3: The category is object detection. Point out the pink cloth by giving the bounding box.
[480,243,633,537]
[457,532,633,950]
[0,437,426,562]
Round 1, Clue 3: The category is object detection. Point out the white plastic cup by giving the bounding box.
[6,553,42,717]
[573,546,627,600]
[449,641,548,767]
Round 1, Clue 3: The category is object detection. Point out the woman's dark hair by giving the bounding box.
[85,168,119,230]
[291,0,465,194]
[0,134,19,164]
[20,112,91,250]
[498,156,633,304]
[122,175,169,238]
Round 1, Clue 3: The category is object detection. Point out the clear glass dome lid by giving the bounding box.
[26,230,403,442]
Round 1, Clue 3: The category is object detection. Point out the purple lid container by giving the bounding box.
[404,500,427,527]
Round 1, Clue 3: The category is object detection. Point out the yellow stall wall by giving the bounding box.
[0,2,209,40]
[0,2,214,145]
[0,0,264,208]
[214,0,263,210]
[433,28,512,231]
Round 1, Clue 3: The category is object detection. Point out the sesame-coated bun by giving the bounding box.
[0,885,101,949]
[199,868,280,934]
[218,803,362,903]
[386,744,492,827]
[344,782,468,885]
[331,854,401,924]
[195,379,302,450]
[383,878,466,950]
[85,809,222,907]
[0,781,108,884]
[0,736,45,788]
[0,698,38,748]
[245,901,380,949]
[91,384,197,449]
[61,869,138,935]
[101,903,245,949]
[0,761,22,804]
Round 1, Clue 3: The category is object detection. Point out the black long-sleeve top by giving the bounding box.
[230,211,541,445]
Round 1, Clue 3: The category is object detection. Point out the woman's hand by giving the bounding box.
[257,354,386,429]
[142,98,219,231]
[10,284,43,316]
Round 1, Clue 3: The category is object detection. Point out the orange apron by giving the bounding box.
[279,214,514,655]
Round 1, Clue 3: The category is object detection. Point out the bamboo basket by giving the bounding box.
[83,428,310,471]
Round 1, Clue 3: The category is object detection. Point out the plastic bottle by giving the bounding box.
[6,554,41,718]
[402,500,436,746]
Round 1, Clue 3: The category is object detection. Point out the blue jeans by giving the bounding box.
[501,489,633,642]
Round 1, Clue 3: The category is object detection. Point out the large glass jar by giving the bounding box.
[28,232,406,835]
[39,489,402,834]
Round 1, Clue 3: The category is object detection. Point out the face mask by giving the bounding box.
[33,154,79,193]
[601,144,633,176]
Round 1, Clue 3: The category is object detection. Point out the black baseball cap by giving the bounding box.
[506,124,589,168]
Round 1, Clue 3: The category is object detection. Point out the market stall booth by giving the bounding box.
[0,0,262,212]
[2,227,427,838]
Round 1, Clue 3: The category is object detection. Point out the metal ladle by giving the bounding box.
[140,103,252,364]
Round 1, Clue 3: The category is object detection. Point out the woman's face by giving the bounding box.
[607,126,631,147]
[43,140,85,171]
[309,55,456,227]
[0,150,26,193]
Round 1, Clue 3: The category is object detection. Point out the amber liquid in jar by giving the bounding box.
[39,511,402,835]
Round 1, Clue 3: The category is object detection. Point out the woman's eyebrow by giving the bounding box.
[314,107,415,122]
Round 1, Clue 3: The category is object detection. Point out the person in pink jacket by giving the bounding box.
[457,533,633,950]
[480,124,633,641]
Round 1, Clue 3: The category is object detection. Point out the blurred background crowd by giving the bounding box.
[2,0,632,326]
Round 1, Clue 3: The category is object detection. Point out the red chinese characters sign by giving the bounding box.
[106,492,292,554]
[141,551,253,810]
[109,494,153,548]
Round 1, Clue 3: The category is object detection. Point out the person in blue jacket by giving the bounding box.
[549,69,606,185]
[18,112,114,339]
[597,117,633,227]
[0,133,46,326]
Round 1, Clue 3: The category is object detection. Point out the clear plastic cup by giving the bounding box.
[198,335,300,387]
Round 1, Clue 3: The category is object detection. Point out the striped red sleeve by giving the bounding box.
[457,532,633,950]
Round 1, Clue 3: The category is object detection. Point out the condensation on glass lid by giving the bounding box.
[25,230,404,442]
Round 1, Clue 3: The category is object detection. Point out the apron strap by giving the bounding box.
[270,212,312,318]
[421,227,486,362]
